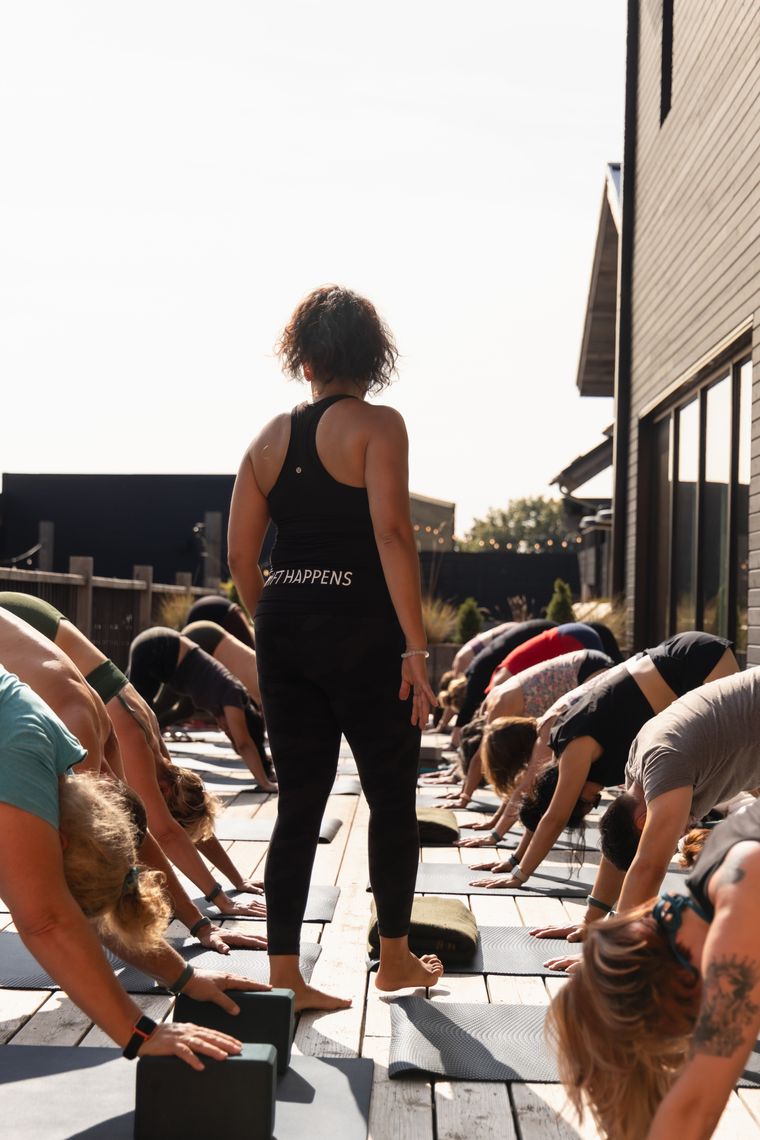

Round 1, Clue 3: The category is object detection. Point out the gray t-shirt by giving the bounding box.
[625,668,760,820]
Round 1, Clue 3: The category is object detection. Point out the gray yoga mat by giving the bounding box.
[215,816,343,844]
[368,927,570,975]
[389,998,559,1081]
[0,1046,375,1139]
[167,755,252,777]
[331,776,362,795]
[0,931,320,993]
[411,862,688,898]
[415,792,503,814]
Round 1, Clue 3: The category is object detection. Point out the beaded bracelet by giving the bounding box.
[401,649,430,659]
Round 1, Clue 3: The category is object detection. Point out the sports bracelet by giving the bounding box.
[123,1015,157,1060]
[511,862,529,884]
[587,895,614,915]
[168,963,195,995]
[401,648,429,659]
[190,916,212,938]
[204,882,224,904]
[490,830,503,843]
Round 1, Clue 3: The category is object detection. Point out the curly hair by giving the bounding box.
[481,716,538,797]
[275,285,398,395]
[59,774,170,953]
[678,827,710,868]
[160,765,219,842]
[545,901,701,1139]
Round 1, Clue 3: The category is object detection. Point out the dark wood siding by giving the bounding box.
[625,0,760,661]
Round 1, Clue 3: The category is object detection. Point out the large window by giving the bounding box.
[647,353,752,661]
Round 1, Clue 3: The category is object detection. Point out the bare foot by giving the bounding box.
[374,952,444,992]
[290,984,353,1012]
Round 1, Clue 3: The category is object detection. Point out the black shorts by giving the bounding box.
[646,632,732,697]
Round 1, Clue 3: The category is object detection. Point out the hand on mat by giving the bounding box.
[542,953,582,974]
[138,1023,242,1070]
[455,835,498,847]
[258,780,279,794]
[469,859,512,872]
[216,894,267,919]
[183,969,271,1012]
[469,875,523,889]
[234,878,265,896]
[460,819,497,831]
[530,922,587,942]
[436,789,465,800]
[418,770,458,785]
[196,924,233,954]
[212,930,268,950]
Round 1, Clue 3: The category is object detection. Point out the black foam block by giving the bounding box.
[0,1046,375,1139]
[136,1044,277,1139]
[389,998,558,1081]
[214,816,343,844]
[0,931,320,993]
[174,988,295,1074]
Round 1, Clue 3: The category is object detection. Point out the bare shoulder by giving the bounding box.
[363,402,408,439]
[247,412,292,459]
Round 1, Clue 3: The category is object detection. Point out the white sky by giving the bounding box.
[0,1,625,536]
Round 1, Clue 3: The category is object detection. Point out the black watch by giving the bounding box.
[123,1015,157,1060]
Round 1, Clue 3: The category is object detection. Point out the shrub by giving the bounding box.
[456,597,483,644]
[422,596,458,644]
[156,591,195,630]
[546,578,574,623]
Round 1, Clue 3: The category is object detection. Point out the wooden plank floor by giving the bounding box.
[2,733,760,1138]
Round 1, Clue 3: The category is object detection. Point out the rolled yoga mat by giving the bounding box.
[214,816,343,844]
[0,931,321,993]
[0,1046,375,1140]
[409,862,688,898]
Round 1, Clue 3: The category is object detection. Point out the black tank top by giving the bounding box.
[255,395,393,616]
[686,797,760,920]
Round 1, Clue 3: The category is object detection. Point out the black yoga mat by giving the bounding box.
[0,931,320,993]
[207,885,340,925]
[0,1046,375,1140]
[214,816,343,844]
[389,998,559,1081]
[415,793,503,814]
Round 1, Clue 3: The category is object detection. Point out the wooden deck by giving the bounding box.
[2,733,760,1138]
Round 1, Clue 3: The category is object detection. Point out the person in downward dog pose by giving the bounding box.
[547,793,760,1140]
[229,285,442,1010]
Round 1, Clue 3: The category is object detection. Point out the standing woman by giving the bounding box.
[228,286,442,1010]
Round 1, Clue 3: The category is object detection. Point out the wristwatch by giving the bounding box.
[123,1015,157,1060]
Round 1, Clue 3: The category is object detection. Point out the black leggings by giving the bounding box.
[255,610,421,956]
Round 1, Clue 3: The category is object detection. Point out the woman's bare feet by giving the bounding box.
[375,951,444,992]
[269,955,352,1012]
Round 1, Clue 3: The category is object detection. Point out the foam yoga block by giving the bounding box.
[135,1045,277,1140]
[416,806,460,844]
[174,988,295,1074]
[0,1046,376,1140]
[368,897,478,966]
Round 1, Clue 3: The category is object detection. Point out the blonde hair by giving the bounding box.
[481,716,537,796]
[59,774,170,953]
[678,827,710,868]
[161,765,219,842]
[439,676,468,711]
[545,902,701,1139]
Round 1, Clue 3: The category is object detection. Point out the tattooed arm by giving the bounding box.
[647,843,760,1139]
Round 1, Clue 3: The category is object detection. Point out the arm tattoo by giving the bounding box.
[693,955,760,1057]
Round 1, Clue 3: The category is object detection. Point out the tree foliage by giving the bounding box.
[546,578,575,623]
[460,497,575,552]
[455,597,483,644]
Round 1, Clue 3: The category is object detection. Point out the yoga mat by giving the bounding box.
[370,927,576,975]
[214,816,343,844]
[415,793,502,814]
[389,998,559,1081]
[0,1047,375,1139]
[167,756,251,777]
[331,776,362,796]
[410,862,688,899]
[0,931,320,993]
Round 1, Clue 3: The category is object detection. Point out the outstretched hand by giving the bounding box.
[529,923,587,942]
